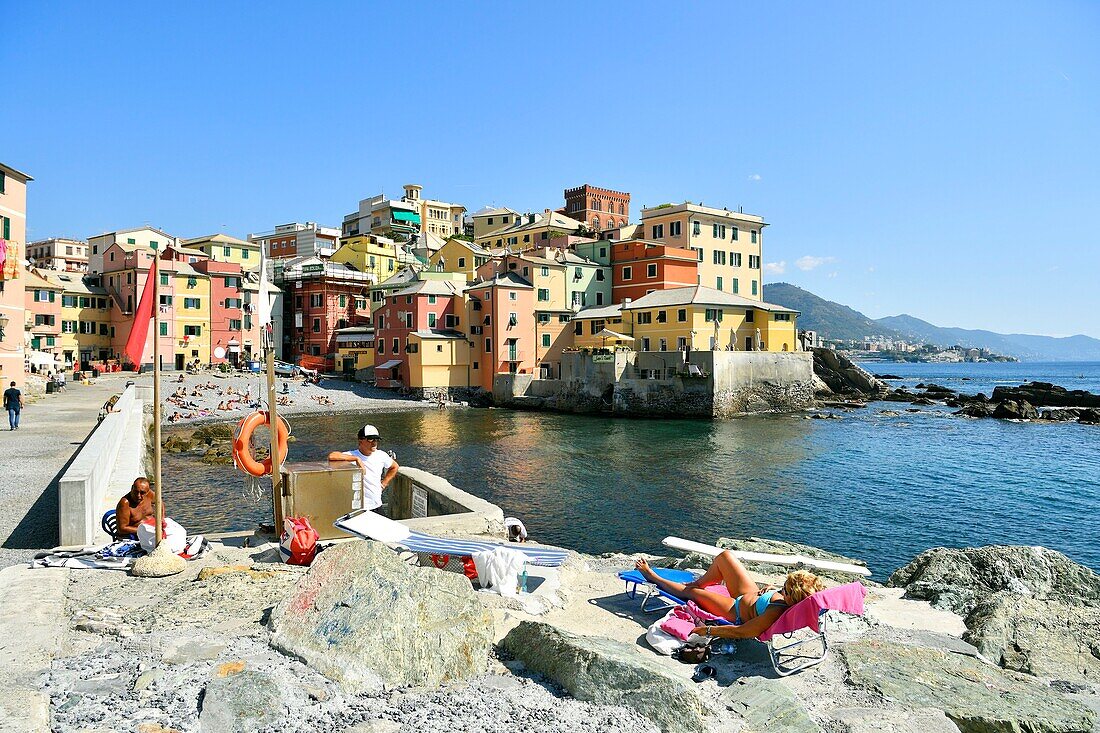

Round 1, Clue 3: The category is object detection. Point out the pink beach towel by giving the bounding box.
[658,584,732,640]
[757,582,867,642]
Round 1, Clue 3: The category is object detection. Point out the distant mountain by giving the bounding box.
[763,282,1100,361]
[877,314,1100,362]
[762,283,902,342]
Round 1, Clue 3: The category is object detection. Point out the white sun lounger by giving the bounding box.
[334,510,570,568]
[662,536,872,577]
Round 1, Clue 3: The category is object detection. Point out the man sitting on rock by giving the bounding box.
[115,477,156,539]
[327,424,399,513]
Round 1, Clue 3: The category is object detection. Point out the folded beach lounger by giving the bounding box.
[662,536,872,577]
[333,509,570,568]
[619,566,867,676]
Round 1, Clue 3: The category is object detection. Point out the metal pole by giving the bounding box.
[266,324,285,536]
[153,248,163,545]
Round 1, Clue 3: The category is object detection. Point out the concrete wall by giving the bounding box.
[58,384,146,546]
[500,349,813,418]
[387,466,504,537]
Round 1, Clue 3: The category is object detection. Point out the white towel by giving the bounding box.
[472,546,527,597]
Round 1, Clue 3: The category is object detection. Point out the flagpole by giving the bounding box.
[153,245,163,545]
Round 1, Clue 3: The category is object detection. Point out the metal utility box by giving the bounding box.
[280,461,366,540]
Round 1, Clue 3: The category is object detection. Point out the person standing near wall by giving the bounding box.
[4,380,24,430]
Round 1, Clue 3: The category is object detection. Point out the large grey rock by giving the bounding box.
[823,707,961,733]
[199,670,282,732]
[501,620,708,733]
[716,536,873,583]
[991,399,1039,420]
[839,639,1095,733]
[812,348,890,396]
[719,676,820,732]
[888,545,1100,616]
[991,382,1100,408]
[964,593,1100,682]
[268,540,493,693]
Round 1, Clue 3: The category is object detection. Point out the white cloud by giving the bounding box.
[764,261,786,275]
[795,255,836,271]
[748,173,761,181]
[827,271,838,279]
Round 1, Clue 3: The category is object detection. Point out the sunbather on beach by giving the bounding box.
[634,554,824,639]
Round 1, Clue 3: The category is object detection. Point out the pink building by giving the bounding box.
[464,272,535,391]
[373,279,464,387]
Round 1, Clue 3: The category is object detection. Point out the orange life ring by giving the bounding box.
[233,411,290,477]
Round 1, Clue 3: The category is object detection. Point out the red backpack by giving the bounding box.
[280,516,319,565]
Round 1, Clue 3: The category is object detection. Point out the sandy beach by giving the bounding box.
[160,372,440,427]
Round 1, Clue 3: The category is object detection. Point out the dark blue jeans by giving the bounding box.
[7,409,19,429]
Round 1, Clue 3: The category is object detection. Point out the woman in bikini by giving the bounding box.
[634,551,824,639]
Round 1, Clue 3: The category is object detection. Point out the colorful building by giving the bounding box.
[463,272,535,390]
[87,227,174,276]
[474,209,585,251]
[0,162,32,387]
[334,326,376,373]
[620,286,798,353]
[24,269,62,362]
[40,270,111,368]
[249,222,340,260]
[427,238,494,282]
[468,206,521,242]
[562,184,630,232]
[26,238,89,272]
[273,256,375,370]
[331,233,399,283]
[181,233,260,267]
[343,185,465,241]
[609,239,699,303]
[406,329,472,389]
[373,279,465,388]
[570,304,630,349]
[192,258,249,365]
[640,202,765,298]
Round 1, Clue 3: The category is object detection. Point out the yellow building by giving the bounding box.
[640,202,766,299]
[621,286,798,353]
[334,326,376,373]
[406,329,472,387]
[428,238,494,282]
[181,233,260,267]
[474,209,585,251]
[40,270,112,367]
[167,262,212,368]
[569,304,631,349]
[469,206,521,241]
[332,234,400,283]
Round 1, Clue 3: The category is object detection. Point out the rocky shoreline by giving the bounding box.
[16,533,1098,733]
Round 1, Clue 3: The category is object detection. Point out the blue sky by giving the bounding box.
[4,1,1098,337]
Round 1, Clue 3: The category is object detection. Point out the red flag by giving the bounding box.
[123,268,157,366]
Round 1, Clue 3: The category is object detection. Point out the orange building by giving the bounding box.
[464,272,535,391]
[609,239,699,304]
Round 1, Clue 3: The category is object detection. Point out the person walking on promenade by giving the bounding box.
[327,424,399,512]
[4,381,23,430]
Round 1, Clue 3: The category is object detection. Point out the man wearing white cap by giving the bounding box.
[327,424,399,511]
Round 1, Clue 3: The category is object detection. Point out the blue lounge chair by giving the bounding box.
[102,509,117,537]
[618,567,702,612]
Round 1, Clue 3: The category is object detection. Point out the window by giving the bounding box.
[558,314,570,322]
[224,276,241,288]
[537,313,551,325]
[637,312,652,325]
[646,263,657,278]
[183,325,201,337]
[732,252,742,267]
[748,255,760,269]
[572,291,585,307]
[678,337,687,350]
[405,295,412,304]
[295,296,303,308]
[393,338,400,353]
[473,361,479,370]
[508,312,518,326]
[599,247,607,259]
[62,295,77,307]
[63,320,78,334]
[487,217,494,225]
[622,265,632,281]
[355,297,367,310]
[242,249,250,259]
[751,230,758,244]
[651,224,664,238]
[458,257,466,268]
[378,340,385,354]
[485,338,492,353]
[508,291,517,301]
[774,313,791,321]
[428,313,437,328]
[641,337,650,351]
[659,339,667,351]
[713,250,726,265]
[160,274,169,286]
[159,295,173,306]
[436,345,443,353]
[574,321,583,335]
[717,276,723,291]
[692,247,703,262]
[669,221,682,237]
[677,308,687,322]
[339,294,347,308]
[445,314,459,328]
[428,294,437,304]
[752,280,758,295]
[596,292,605,306]
[225,298,242,308]
[34,314,56,326]
[540,266,550,277]
[705,308,723,322]
[312,318,321,333]
[127,238,136,245]
[310,294,323,308]
[731,227,739,241]
[537,288,549,302]
[745,309,755,322]
[595,269,605,281]
[656,310,667,323]
[692,221,700,236]
[542,333,551,348]
[183,298,200,309]
[229,319,242,330]
[733,278,739,294]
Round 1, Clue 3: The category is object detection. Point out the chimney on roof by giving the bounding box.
[623,297,632,305]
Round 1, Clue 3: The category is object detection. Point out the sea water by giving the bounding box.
[163,361,1100,578]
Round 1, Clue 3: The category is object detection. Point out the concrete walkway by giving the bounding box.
[0,374,143,569]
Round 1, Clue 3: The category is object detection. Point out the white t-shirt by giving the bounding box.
[342,448,395,510]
